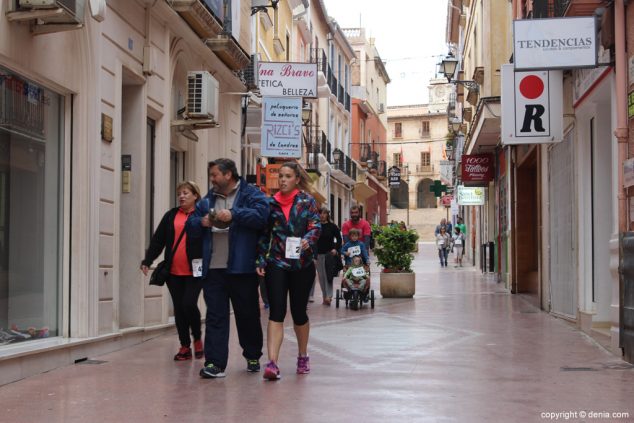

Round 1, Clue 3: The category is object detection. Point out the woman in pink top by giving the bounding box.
[141,181,204,361]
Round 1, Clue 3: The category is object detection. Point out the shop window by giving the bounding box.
[0,66,64,344]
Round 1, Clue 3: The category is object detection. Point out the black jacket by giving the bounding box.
[317,222,342,254]
[141,207,203,271]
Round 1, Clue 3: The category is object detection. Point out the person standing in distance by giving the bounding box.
[256,162,321,381]
[341,205,371,250]
[188,158,269,379]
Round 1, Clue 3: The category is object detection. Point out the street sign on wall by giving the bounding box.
[457,186,485,206]
[501,64,563,145]
[258,62,318,98]
[261,96,302,158]
[388,166,401,187]
[513,17,597,70]
[461,154,494,184]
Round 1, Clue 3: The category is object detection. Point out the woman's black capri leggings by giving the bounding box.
[265,263,316,325]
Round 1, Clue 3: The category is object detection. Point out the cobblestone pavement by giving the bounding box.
[1,244,633,423]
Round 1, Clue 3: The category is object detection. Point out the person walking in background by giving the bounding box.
[341,205,371,250]
[436,226,451,267]
[341,228,369,266]
[141,181,203,361]
[435,218,452,236]
[453,227,465,267]
[312,207,342,306]
[453,216,467,264]
[256,162,321,381]
[188,158,269,379]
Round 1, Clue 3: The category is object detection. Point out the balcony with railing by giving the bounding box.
[338,83,345,105]
[526,0,602,18]
[376,160,387,180]
[359,143,371,163]
[415,164,434,175]
[330,149,357,185]
[345,92,351,112]
[310,48,328,88]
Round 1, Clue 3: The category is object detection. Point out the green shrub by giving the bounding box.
[372,224,419,273]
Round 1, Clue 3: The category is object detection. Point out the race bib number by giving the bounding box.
[351,267,366,278]
[454,239,462,246]
[438,239,445,246]
[285,237,301,259]
[192,259,203,277]
[348,245,361,257]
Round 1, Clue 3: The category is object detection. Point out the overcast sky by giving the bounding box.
[322,0,448,106]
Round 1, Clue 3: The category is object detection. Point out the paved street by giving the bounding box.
[1,244,633,423]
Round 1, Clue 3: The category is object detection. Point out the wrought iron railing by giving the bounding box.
[310,48,328,75]
[377,160,387,179]
[360,144,371,162]
[345,92,351,112]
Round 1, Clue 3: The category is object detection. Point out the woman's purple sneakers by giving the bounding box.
[296,355,310,374]
[263,361,281,380]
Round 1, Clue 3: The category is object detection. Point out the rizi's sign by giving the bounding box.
[461,154,494,184]
[501,64,563,145]
[513,17,597,70]
[261,97,302,158]
[258,62,318,98]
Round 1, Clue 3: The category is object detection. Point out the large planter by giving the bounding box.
[380,271,415,298]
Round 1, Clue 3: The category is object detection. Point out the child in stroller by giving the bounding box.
[336,230,375,310]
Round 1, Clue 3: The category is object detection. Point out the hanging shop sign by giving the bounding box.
[501,64,563,145]
[261,96,302,158]
[258,62,318,98]
[457,186,485,206]
[513,17,597,70]
[440,194,453,207]
[461,154,494,184]
[388,166,401,187]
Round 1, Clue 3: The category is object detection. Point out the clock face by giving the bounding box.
[434,86,446,99]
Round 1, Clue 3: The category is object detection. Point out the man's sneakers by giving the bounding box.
[174,346,192,361]
[246,359,260,372]
[193,339,204,359]
[296,355,310,374]
[200,362,226,378]
[263,361,281,380]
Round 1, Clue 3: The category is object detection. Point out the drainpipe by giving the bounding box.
[615,0,628,232]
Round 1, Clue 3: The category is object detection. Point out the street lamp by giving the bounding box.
[402,164,410,227]
[450,116,462,133]
[332,148,343,169]
[439,52,480,92]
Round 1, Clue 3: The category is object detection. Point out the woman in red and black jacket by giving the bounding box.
[141,181,203,361]
[256,162,321,380]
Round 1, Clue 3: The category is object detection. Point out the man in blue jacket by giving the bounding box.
[188,158,269,379]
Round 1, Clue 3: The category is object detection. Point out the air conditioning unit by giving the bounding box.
[17,0,85,26]
[187,71,219,120]
[243,54,259,91]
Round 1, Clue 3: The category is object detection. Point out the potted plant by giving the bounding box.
[372,224,419,298]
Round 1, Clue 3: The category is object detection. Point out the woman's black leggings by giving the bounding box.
[166,275,202,347]
[265,263,316,325]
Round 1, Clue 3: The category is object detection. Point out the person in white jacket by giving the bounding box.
[452,227,465,267]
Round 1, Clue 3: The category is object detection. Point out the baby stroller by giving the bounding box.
[335,265,375,310]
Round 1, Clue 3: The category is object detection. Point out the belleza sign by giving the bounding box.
[501,64,563,145]
[258,62,318,98]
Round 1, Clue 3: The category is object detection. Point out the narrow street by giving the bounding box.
[1,244,633,423]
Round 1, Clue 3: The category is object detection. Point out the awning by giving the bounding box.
[464,97,501,155]
[352,182,377,203]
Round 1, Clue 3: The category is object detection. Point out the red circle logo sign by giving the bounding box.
[519,75,544,99]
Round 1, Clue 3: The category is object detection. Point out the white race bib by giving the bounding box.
[285,237,301,259]
[348,245,361,257]
[438,239,445,246]
[454,239,462,246]
[351,267,366,278]
[192,258,203,277]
